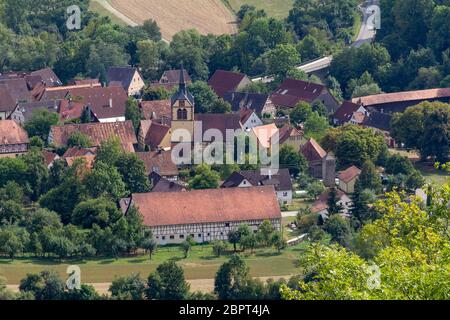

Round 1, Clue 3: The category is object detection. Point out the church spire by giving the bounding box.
[179,63,186,95]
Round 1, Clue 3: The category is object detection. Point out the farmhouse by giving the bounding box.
[48,121,137,153]
[338,166,362,193]
[352,87,450,113]
[0,120,29,157]
[333,101,368,125]
[208,70,252,98]
[9,100,60,124]
[150,172,185,193]
[107,66,145,97]
[271,78,340,113]
[279,124,306,151]
[137,150,179,180]
[221,169,293,204]
[239,109,263,130]
[312,189,353,217]
[42,86,128,123]
[122,186,282,245]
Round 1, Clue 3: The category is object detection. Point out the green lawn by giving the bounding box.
[224,0,294,19]
[415,162,450,186]
[89,0,127,26]
[0,244,308,284]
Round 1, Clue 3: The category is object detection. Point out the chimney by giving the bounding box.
[109,98,113,108]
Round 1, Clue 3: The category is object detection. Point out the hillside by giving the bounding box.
[225,0,294,19]
[94,0,238,40]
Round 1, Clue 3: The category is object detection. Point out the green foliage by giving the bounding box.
[391,102,450,162]
[146,261,190,300]
[67,132,92,148]
[279,145,308,176]
[109,274,146,300]
[24,109,59,142]
[125,98,143,131]
[188,164,220,190]
[72,197,122,229]
[290,102,312,124]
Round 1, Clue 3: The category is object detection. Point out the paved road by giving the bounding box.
[352,0,378,48]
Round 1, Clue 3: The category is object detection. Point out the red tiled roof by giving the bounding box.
[130,186,281,227]
[301,138,326,162]
[279,124,303,145]
[137,151,179,177]
[352,88,450,106]
[208,70,248,98]
[338,166,361,183]
[195,113,242,140]
[42,150,59,166]
[271,79,325,108]
[145,122,171,149]
[161,69,192,84]
[251,123,278,149]
[239,108,254,124]
[65,155,96,169]
[0,78,31,103]
[43,86,127,120]
[0,120,29,145]
[58,99,85,122]
[62,146,97,158]
[49,121,137,152]
[0,85,16,112]
[333,101,360,123]
[140,100,171,120]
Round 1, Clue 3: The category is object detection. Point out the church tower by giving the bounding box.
[171,67,195,143]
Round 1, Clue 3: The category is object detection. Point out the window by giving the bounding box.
[283,192,288,197]
[162,236,166,240]
[198,234,202,238]
[180,235,184,239]
[225,223,230,227]
[170,235,175,240]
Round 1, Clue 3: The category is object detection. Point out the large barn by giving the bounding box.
[121,186,282,245]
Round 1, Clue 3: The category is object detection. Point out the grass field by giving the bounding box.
[0,244,307,285]
[89,0,127,26]
[225,0,294,19]
[414,162,450,185]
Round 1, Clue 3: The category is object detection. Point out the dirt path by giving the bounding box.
[95,0,139,27]
[7,275,292,295]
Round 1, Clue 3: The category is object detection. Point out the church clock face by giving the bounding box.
[179,100,185,107]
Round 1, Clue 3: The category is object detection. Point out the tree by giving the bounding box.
[146,261,190,300]
[391,102,450,162]
[187,81,219,114]
[24,109,59,142]
[141,237,157,260]
[72,197,122,229]
[228,230,241,252]
[125,97,142,132]
[267,44,301,80]
[270,232,286,253]
[256,220,275,247]
[350,179,372,229]
[116,153,151,194]
[19,270,65,300]
[142,86,171,101]
[142,19,162,41]
[85,161,126,201]
[304,112,330,141]
[428,5,450,55]
[67,132,92,148]
[306,180,325,200]
[0,226,29,260]
[327,187,343,215]
[212,241,227,257]
[22,148,49,200]
[405,170,425,190]
[359,161,382,193]
[214,254,251,300]
[290,102,313,124]
[181,235,195,258]
[188,164,220,190]
[96,136,123,165]
[279,145,308,177]
[240,233,258,253]
[109,274,146,300]
[211,98,232,114]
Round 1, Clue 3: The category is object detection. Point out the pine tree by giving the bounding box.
[327,187,343,215]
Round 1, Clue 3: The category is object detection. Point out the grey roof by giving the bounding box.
[170,68,194,106]
[363,110,392,132]
[0,78,31,103]
[221,168,293,192]
[30,68,62,87]
[107,66,139,90]
[0,85,16,112]
[161,69,192,84]
[15,100,60,122]
[223,91,270,115]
